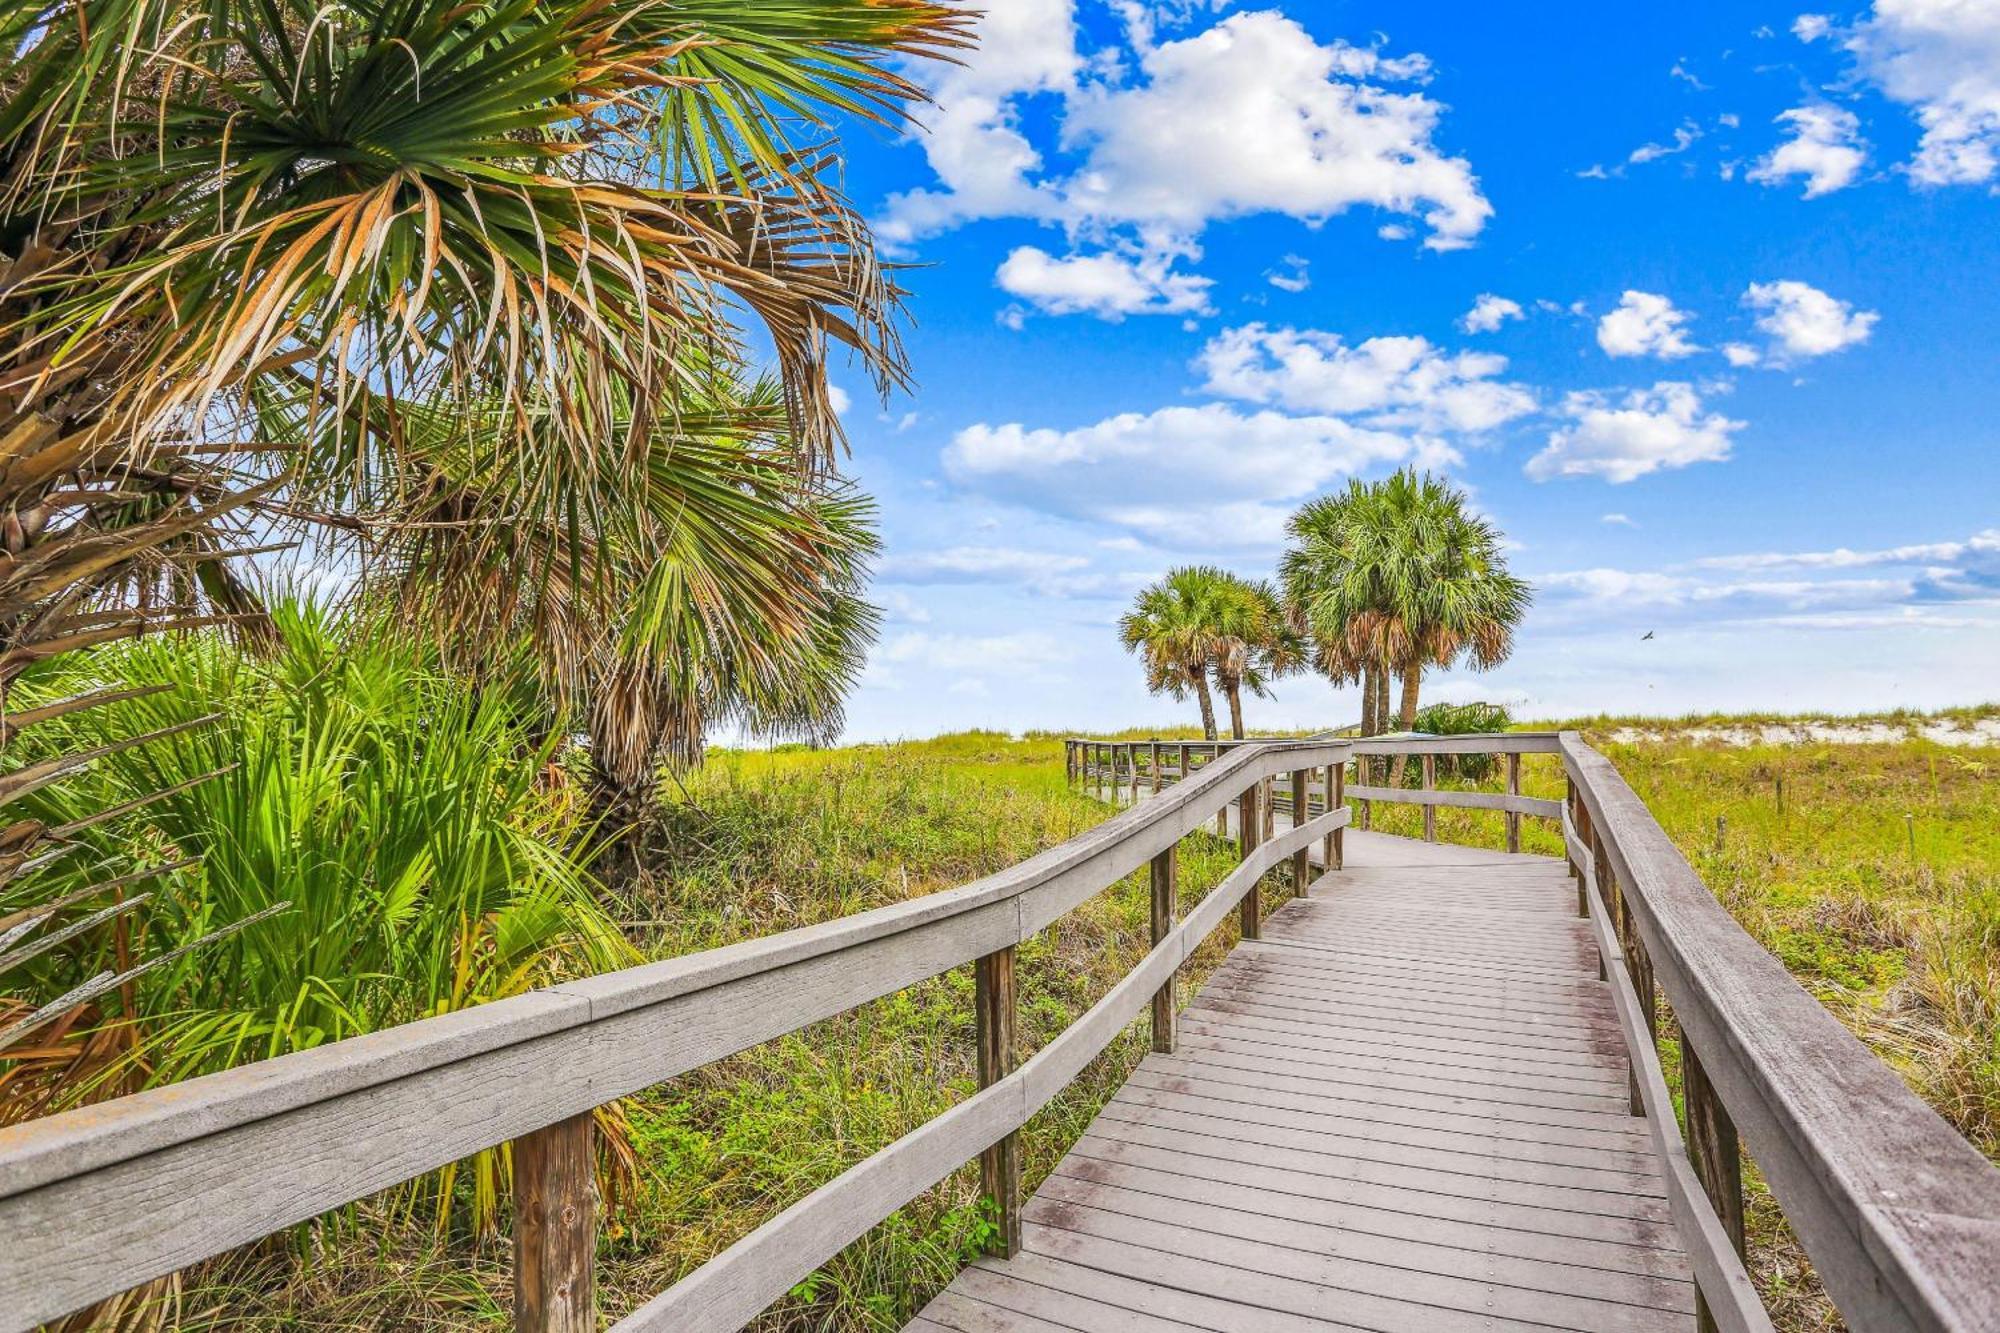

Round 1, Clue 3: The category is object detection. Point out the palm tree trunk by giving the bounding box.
[1224,678,1246,739]
[1360,662,1378,737]
[1371,662,1391,784]
[1193,672,1218,741]
[1390,663,1422,787]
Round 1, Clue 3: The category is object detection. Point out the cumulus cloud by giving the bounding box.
[1527,382,1745,483]
[883,10,1491,268]
[1847,0,2000,185]
[995,244,1213,320]
[1196,323,1538,433]
[1747,104,1869,196]
[1596,291,1701,359]
[1743,280,1880,361]
[1459,293,1525,334]
[943,403,1443,541]
[1793,13,1833,41]
[1721,342,1763,368]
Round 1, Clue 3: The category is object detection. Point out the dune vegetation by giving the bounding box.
[13,660,1987,1328]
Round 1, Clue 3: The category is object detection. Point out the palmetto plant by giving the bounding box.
[0,0,966,1058]
[0,606,635,1233]
[1281,469,1529,778]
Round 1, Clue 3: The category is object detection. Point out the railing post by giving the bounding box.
[1262,776,1275,843]
[1238,778,1262,940]
[1357,754,1371,831]
[1684,1037,1746,1333]
[1213,745,1228,836]
[975,946,1021,1256]
[1290,768,1310,896]
[513,1113,598,1333]
[1328,759,1344,870]
[1421,753,1437,842]
[1505,752,1521,854]
[1150,846,1177,1053]
[1150,739,1162,794]
[1178,742,1190,789]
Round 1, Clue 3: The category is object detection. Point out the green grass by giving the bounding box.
[116,718,2000,1329]
[180,733,1296,1329]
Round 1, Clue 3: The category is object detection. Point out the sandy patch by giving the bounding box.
[1606,717,2000,748]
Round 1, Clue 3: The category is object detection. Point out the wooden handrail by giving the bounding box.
[0,737,1351,1331]
[1067,727,2000,1330]
[1559,732,2000,1333]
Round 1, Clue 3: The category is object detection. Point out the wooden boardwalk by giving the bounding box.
[910,832,1696,1332]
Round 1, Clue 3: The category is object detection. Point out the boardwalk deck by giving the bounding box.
[909,832,1696,1332]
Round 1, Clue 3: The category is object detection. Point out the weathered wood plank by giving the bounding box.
[513,1113,598,1333]
[1346,784,1564,818]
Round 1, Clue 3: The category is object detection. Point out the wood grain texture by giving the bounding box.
[513,1113,597,1333]
[914,839,1701,1333]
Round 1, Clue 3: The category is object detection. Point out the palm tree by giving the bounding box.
[1210,577,1305,740]
[0,1,967,1049]
[1280,469,1529,780]
[1120,568,1231,740]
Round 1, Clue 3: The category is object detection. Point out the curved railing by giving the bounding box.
[1070,729,2000,1333]
[0,738,1352,1332]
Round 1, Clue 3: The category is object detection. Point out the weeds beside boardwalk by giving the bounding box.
[139,723,2000,1328]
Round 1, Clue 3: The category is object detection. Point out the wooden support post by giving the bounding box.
[1238,780,1262,940]
[1178,742,1190,789]
[1421,753,1437,843]
[1150,739,1162,794]
[1291,769,1310,896]
[1329,761,1345,870]
[1505,753,1522,854]
[1684,1038,1746,1333]
[1262,777,1276,843]
[513,1113,598,1333]
[975,947,1021,1256]
[1214,746,1228,836]
[1150,846,1177,1053]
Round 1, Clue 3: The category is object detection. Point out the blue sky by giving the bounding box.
[816,0,2000,740]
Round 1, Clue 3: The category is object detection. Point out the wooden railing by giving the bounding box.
[1069,729,2000,1333]
[1066,731,1564,852]
[0,738,1352,1333]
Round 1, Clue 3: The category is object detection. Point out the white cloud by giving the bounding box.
[876,544,1138,599]
[1629,121,1703,164]
[1527,382,1746,483]
[877,630,1072,675]
[1848,0,2000,185]
[828,384,852,416]
[1793,13,1833,41]
[1602,512,1638,527]
[1695,528,2000,572]
[1747,104,1869,196]
[1743,280,1880,361]
[1196,323,1537,433]
[1596,291,1701,359]
[995,244,1213,320]
[1721,342,1763,367]
[943,402,1443,541]
[884,11,1491,259]
[1459,293,1525,334]
[1266,254,1311,293]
